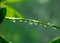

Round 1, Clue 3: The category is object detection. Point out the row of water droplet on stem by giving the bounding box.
[5,17,57,29]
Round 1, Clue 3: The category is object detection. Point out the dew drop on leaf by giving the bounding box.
[53,27,56,29]
[24,21,27,23]
[44,25,47,27]
[47,22,51,25]
[34,22,38,25]
[29,22,33,25]
[13,20,16,23]
[19,20,23,22]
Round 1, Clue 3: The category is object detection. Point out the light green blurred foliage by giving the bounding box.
[1,0,26,18]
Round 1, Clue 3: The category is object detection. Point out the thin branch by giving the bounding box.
[5,17,60,29]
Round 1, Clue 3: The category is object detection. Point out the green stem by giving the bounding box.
[5,17,60,29]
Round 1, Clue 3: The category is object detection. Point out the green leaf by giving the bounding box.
[49,37,60,43]
[0,8,6,24]
[6,5,24,18]
[1,3,24,18]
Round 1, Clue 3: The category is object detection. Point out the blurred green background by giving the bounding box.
[0,0,60,43]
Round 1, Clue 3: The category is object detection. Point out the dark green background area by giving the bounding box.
[0,0,60,43]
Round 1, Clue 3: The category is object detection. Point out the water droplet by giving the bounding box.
[32,20,36,22]
[29,22,33,25]
[34,22,38,25]
[24,21,27,23]
[13,20,16,23]
[53,27,56,29]
[47,22,51,25]
[47,22,52,26]
[44,25,47,27]
[19,20,23,22]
